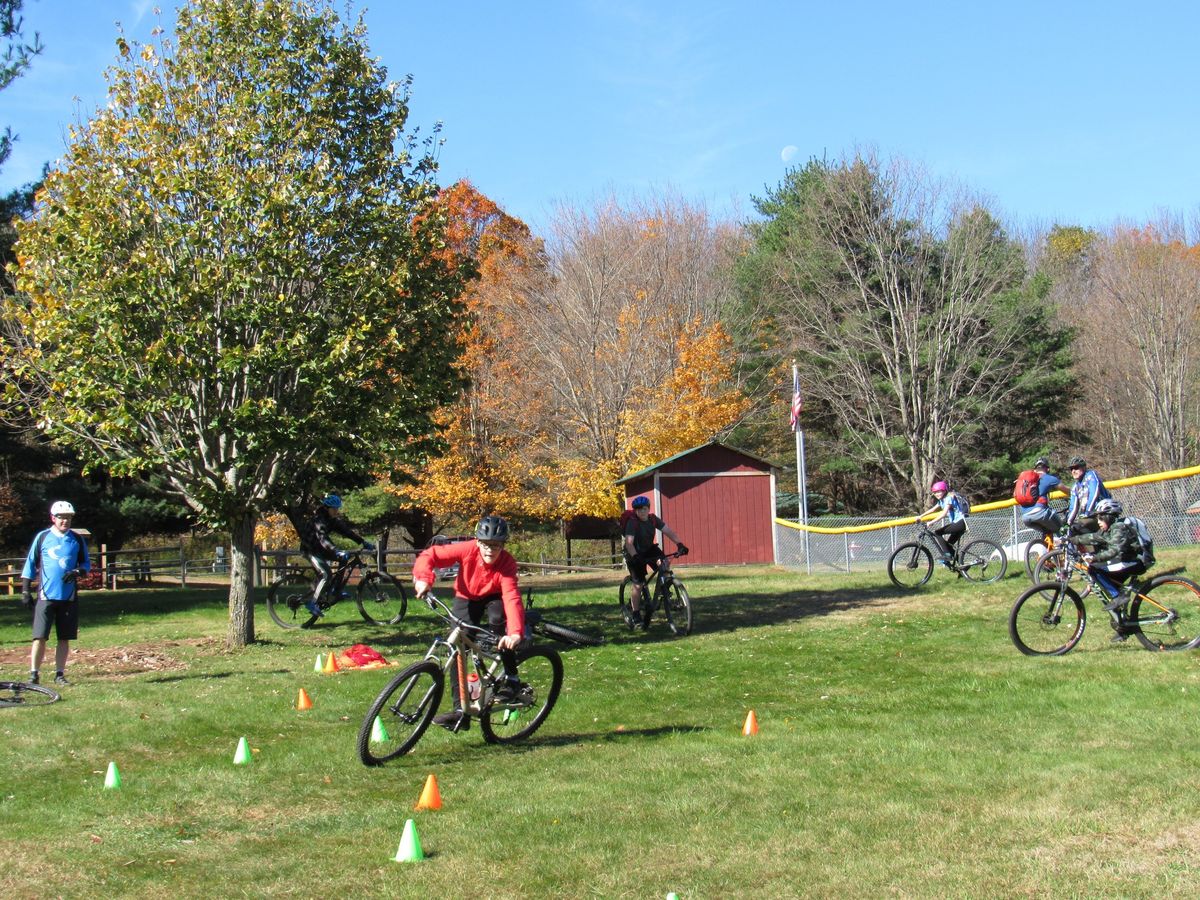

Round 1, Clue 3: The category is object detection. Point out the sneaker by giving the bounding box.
[54,673,71,686]
[433,710,469,732]
[1110,631,1130,644]
[304,597,323,618]
[494,678,531,705]
[29,672,39,685]
[622,606,638,630]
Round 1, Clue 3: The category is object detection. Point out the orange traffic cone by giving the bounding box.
[742,709,759,736]
[296,688,313,710]
[415,773,442,811]
[323,651,340,674]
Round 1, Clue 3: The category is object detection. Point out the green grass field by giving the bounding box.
[4,553,1200,898]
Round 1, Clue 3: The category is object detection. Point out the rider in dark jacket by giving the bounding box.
[285,494,372,617]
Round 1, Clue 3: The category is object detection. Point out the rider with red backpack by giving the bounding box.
[1014,457,1064,536]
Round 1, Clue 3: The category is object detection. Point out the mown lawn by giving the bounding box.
[3,552,1200,898]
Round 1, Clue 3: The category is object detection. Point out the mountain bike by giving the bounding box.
[1009,551,1200,655]
[886,521,1008,589]
[618,550,692,635]
[0,681,60,707]
[265,548,407,629]
[357,592,563,764]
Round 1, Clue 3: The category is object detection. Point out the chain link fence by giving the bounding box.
[776,469,1200,574]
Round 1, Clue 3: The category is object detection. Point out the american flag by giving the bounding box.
[789,369,803,432]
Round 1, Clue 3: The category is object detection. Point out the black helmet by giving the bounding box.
[1068,456,1087,470]
[1034,457,1050,470]
[475,515,510,542]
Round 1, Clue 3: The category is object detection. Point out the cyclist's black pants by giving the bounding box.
[449,594,518,711]
[931,521,966,556]
[306,553,334,602]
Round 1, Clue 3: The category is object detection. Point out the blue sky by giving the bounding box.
[3,1,1199,235]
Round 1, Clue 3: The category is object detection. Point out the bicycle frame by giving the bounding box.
[1046,547,1175,626]
[420,612,510,716]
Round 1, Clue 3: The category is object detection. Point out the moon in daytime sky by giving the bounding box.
[780,145,798,163]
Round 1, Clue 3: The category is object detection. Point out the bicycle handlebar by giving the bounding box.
[418,591,498,644]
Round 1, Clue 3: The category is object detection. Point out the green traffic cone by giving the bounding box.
[233,736,252,765]
[313,653,324,673]
[104,761,122,790]
[370,715,389,743]
[394,817,424,862]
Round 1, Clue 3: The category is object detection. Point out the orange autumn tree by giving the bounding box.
[383,181,548,528]
[619,318,751,471]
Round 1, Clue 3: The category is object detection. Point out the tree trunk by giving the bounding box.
[226,510,257,649]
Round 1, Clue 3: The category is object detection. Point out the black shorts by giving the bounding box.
[32,598,79,641]
[625,547,666,585]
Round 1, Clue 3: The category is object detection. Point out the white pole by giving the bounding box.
[792,362,811,574]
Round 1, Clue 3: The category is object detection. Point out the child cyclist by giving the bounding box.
[412,515,527,733]
[916,480,969,564]
[1070,497,1146,620]
[622,495,688,629]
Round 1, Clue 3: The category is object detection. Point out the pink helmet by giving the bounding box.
[931,481,948,493]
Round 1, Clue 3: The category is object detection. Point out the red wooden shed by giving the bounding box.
[616,441,779,565]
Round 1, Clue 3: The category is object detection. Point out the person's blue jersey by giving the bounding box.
[22,529,90,601]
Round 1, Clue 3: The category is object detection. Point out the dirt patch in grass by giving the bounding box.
[0,639,214,678]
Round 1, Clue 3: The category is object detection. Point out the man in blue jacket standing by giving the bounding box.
[21,501,91,686]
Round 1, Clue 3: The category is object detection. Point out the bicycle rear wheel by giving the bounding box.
[959,539,1008,583]
[1009,583,1086,656]
[532,616,605,647]
[356,572,408,626]
[664,579,692,636]
[0,681,60,707]
[887,542,933,588]
[357,661,444,765]
[1128,574,1200,651]
[266,572,316,629]
[479,647,563,744]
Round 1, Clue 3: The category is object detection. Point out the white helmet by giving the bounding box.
[50,500,76,517]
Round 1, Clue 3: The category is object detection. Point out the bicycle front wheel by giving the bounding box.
[0,681,60,707]
[618,577,649,629]
[887,542,933,589]
[356,572,408,626]
[665,579,692,636]
[959,539,1008,583]
[357,661,444,765]
[1009,583,1086,656]
[266,572,316,629]
[479,647,563,744]
[1128,574,1200,652]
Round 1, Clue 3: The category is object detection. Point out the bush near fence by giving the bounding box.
[776,464,1200,574]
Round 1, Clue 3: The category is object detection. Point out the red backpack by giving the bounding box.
[1013,470,1041,506]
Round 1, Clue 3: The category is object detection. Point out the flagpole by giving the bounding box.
[792,362,811,574]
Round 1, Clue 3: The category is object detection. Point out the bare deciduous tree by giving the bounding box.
[765,152,1033,504]
[1073,217,1200,475]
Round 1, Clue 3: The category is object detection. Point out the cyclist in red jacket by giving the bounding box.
[412,515,527,732]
